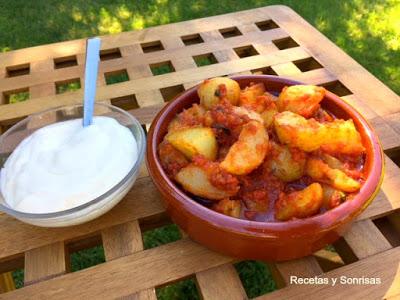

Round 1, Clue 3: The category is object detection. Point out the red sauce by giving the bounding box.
[193,155,239,194]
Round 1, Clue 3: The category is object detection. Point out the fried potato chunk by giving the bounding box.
[176,164,237,200]
[274,111,364,154]
[277,85,325,117]
[267,142,306,182]
[260,101,278,129]
[321,153,345,170]
[213,199,241,218]
[322,184,346,209]
[220,120,269,175]
[198,77,240,109]
[168,104,206,133]
[322,119,365,155]
[306,158,361,192]
[232,106,264,123]
[166,127,218,160]
[275,183,323,221]
[239,83,266,113]
[274,111,327,152]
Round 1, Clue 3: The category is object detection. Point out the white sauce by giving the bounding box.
[0,116,137,213]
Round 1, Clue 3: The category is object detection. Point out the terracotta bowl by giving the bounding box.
[146,75,384,261]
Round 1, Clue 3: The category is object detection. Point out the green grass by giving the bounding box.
[8,91,30,104]
[235,261,277,298]
[2,0,398,297]
[150,62,175,76]
[56,80,81,94]
[105,70,129,84]
[12,269,24,289]
[70,246,106,272]
[157,278,200,300]
[193,54,218,67]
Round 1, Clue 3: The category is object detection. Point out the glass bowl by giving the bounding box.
[0,103,146,227]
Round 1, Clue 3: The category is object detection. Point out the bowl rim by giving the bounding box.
[147,75,384,237]
[0,102,146,219]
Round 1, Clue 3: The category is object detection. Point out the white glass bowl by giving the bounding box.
[0,103,146,227]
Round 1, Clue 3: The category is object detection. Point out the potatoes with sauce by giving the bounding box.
[275,183,323,221]
[166,127,218,160]
[306,158,361,192]
[175,164,238,200]
[213,199,241,218]
[220,120,269,175]
[274,111,364,155]
[198,77,240,109]
[158,77,366,222]
[267,142,306,182]
[239,83,266,113]
[277,85,325,118]
[274,111,327,152]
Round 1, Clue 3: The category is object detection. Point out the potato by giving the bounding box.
[275,183,323,221]
[274,111,327,152]
[239,83,266,113]
[321,153,345,170]
[166,127,217,160]
[322,184,346,209]
[277,85,325,117]
[306,158,361,192]
[267,142,306,182]
[232,106,264,123]
[168,104,206,133]
[176,165,236,199]
[198,77,240,109]
[274,112,365,155]
[220,120,269,175]
[322,119,365,155]
[260,102,278,128]
[213,199,241,218]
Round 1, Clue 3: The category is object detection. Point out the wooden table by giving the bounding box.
[0,5,399,300]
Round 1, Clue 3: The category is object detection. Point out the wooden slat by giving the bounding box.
[275,256,323,286]
[136,90,165,107]
[358,156,400,221]
[24,242,66,285]
[196,264,247,300]
[341,94,378,120]
[29,60,56,99]
[1,239,234,299]
[102,221,156,300]
[0,273,15,293]
[368,116,400,152]
[256,247,400,300]
[102,221,143,260]
[271,62,301,76]
[343,219,392,259]
[312,249,344,272]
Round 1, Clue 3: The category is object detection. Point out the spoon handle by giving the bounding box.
[83,37,101,127]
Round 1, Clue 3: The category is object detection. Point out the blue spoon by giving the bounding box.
[83,37,101,127]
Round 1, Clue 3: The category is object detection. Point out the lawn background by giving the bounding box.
[2,0,398,299]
